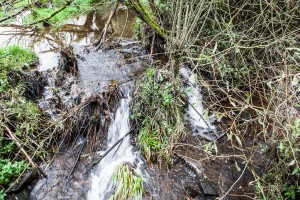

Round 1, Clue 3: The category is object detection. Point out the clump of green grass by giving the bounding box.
[0,159,30,185]
[0,45,37,71]
[132,67,186,163]
[23,0,99,26]
[0,45,38,93]
[0,189,6,200]
[0,46,49,198]
[111,164,144,200]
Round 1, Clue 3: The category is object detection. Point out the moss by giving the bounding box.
[126,0,168,38]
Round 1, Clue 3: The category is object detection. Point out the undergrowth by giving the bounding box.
[0,46,50,198]
[132,67,186,164]
[130,0,300,198]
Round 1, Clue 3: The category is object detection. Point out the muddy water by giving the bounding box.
[0,5,135,71]
[1,4,257,200]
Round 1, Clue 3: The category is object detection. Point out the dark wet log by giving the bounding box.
[89,129,132,169]
[55,47,78,86]
[7,170,39,193]
[59,47,78,75]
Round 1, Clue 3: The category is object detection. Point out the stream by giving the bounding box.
[88,83,143,199]
[2,4,254,200]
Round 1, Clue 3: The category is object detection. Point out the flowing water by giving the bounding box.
[1,6,256,198]
[87,84,143,199]
[0,5,135,71]
[0,5,147,200]
[180,68,218,140]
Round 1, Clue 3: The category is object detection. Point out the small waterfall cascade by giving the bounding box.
[180,68,217,140]
[87,84,143,200]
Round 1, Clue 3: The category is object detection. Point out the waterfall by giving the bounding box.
[87,84,142,200]
[180,68,217,140]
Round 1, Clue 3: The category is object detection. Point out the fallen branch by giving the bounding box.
[67,138,86,179]
[90,129,132,169]
[94,1,119,49]
[4,125,47,178]
[0,5,30,24]
[218,161,249,200]
[187,101,213,131]
[29,0,73,26]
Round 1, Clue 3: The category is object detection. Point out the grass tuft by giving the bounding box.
[0,46,50,198]
[111,164,144,200]
[132,67,186,164]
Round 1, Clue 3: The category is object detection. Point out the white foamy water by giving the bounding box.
[180,68,216,140]
[87,84,143,200]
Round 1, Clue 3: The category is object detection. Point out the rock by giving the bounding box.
[185,186,201,198]
[174,153,205,178]
[59,47,78,76]
[199,179,218,196]
[7,170,39,193]
[6,188,30,200]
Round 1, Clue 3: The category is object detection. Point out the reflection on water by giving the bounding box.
[0,6,135,71]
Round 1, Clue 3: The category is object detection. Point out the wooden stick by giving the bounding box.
[67,138,86,179]
[4,126,47,178]
[95,1,119,49]
[90,129,132,169]
[187,101,213,131]
[0,6,30,24]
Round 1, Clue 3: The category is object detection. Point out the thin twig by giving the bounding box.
[4,125,47,178]
[90,129,132,169]
[95,1,119,49]
[29,0,73,26]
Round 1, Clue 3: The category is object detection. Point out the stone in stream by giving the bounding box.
[59,47,78,76]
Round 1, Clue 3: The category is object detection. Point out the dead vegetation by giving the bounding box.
[130,0,300,199]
